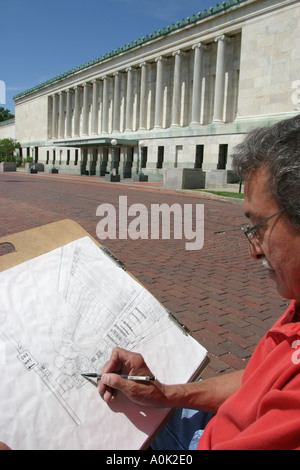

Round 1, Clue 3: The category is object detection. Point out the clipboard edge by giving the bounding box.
[0,219,99,272]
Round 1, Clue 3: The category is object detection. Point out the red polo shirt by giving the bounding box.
[198,300,300,450]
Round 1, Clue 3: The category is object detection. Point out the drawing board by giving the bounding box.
[0,221,208,450]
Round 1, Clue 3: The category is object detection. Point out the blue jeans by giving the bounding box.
[151,408,214,450]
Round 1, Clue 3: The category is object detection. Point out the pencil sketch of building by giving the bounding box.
[2,0,300,187]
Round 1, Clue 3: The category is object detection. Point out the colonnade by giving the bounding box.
[50,34,240,140]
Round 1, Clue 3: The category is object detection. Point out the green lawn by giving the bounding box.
[200,190,244,199]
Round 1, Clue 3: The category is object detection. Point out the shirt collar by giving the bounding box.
[267,300,300,343]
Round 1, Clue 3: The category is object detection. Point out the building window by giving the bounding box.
[100,148,108,176]
[74,149,78,166]
[46,151,49,164]
[113,147,121,172]
[124,148,134,178]
[140,147,148,168]
[175,145,183,168]
[195,145,204,169]
[217,144,228,170]
[157,146,164,169]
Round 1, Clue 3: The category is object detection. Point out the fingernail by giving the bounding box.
[101,374,110,385]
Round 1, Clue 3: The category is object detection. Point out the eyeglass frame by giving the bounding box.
[240,208,285,245]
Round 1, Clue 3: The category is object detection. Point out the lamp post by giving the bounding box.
[138,141,144,176]
[51,147,58,173]
[133,141,148,182]
[110,138,117,176]
[105,138,120,182]
[31,146,34,168]
[29,146,38,173]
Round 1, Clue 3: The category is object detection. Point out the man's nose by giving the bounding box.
[249,238,265,260]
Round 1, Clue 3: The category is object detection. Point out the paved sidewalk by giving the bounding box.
[0,171,288,378]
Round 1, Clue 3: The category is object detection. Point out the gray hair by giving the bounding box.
[231,114,300,228]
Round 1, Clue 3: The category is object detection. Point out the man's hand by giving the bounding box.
[98,347,169,408]
[98,347,244,414]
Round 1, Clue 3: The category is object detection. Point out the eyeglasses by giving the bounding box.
[240,208,285,245]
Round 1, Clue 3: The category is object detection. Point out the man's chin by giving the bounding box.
[273,278,293,300]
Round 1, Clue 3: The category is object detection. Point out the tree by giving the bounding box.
[0,138,20,162]
[0,107,14,122]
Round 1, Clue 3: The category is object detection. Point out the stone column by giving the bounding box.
[82,83,89,135]
[66,88,72,138]
[125,67,133,131]
[102,76,109,134]
[154,56,164,129]
[171,51,182,127]
[139,62,148,130]
[58,92,65,138]
[73,86,80,137]
[191,43,206,125]
[113,72,120,133]
[213,35,228,122]
[52,94,58,139]
[91,79,99,135]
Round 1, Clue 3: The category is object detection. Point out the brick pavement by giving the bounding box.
[0,171,288,378]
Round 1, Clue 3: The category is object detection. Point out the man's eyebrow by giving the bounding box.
[244,211,262,224]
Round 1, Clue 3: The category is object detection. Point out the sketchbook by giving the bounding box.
[0,221,208,450]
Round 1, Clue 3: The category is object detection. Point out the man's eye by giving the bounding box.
[255,225,267,239]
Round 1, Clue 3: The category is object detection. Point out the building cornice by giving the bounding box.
[0,118,15,126]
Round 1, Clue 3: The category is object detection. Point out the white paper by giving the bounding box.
[0,237,207,450]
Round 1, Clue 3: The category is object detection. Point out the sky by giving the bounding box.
[1,0,222,115]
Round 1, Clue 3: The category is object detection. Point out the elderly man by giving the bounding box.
[98,114,300,450]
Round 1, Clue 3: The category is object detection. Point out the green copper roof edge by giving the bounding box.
[0,118,15,126]
[13,0,248,101]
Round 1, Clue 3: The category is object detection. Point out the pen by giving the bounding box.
[81,373,155,381]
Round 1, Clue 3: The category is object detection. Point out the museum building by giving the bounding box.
[4,0,300,185]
